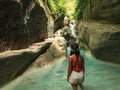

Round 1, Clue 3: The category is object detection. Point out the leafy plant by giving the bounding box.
[47,0,67,18]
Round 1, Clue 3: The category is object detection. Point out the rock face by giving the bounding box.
[76,0,120,23]
[0,0,66,87]
[54,14,65,33]
[29,37,66,67]
[0,42,51,87]
[54,26,70,37]
[0,0,48,52]
[77,21,120,63]
[76,0,120,63]
[0,37,66,87]
[54,26,76,46]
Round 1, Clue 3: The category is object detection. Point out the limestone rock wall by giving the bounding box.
[76,0,120,23]
[0,0,48,52]
[54,14,65,33]
[0,0,66,87]
[77,21,120,63]
[0,42,51,87]
[0,36,66,87]
[76,0,120,63]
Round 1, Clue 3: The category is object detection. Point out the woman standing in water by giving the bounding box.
[67,43,85,90]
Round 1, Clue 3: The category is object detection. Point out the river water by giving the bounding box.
[1,47,120,90]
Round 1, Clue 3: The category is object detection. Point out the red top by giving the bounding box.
[69,54,84,72]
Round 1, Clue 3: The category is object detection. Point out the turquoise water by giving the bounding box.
[1,48,120,90]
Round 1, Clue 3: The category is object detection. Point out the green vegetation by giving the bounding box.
[47,0,67,19]
[46,0,77,19]
[73,0,90,20]
[65,0,77,19]
[73,0,81,20]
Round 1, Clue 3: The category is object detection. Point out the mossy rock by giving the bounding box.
[75,0,120,23]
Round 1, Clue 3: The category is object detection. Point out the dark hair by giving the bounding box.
[70,43,80,58]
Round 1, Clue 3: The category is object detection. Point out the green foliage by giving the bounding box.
[74,0,91,20]
[56,0,67,14]
[73,0,81,20]
[47,0,67,18]
[83,3,91,20]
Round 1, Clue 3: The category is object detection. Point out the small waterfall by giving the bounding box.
[69,22,76,37]
[68,21,79,43]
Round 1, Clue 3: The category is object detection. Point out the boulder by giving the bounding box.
[31,37,66,67]
[0,42,51,87]
[54,14,65,33]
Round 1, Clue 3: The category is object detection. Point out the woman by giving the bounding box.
[67,43,85,90]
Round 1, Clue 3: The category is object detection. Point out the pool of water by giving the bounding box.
[1,48,120,90]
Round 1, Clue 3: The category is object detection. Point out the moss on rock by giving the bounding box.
[75,0,120,23]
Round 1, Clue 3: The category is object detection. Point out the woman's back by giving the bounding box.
[70,54,84,72]
[67,43,85,90]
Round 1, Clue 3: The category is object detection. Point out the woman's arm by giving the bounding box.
[67,57,72,82]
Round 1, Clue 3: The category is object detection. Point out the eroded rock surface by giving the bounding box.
[0,0,48,52]
[31,37,66,67]
[0,42,51,87]
[76,0,120,63]
[77,21,120,63]
[0,37,66,87]
[76,0,120,23]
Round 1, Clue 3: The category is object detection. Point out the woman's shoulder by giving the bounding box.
[70,54,76,58]
[69,54,76,60]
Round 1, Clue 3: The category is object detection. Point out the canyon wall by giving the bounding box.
[0,0,48,52]
[75,0,120,23]
[0,0,66,87]
[76,0,120,63]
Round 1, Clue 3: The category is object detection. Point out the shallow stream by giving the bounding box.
[1,47,120,90]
